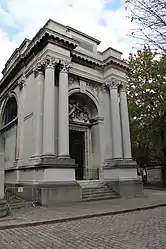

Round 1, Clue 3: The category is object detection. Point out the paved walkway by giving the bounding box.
[1,207,166,249]
[0,189,166,230]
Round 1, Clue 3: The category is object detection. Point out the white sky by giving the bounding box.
[0,0,136,78]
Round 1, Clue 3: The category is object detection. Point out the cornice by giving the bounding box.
[71,51,102,68]
[0,29,78,87]
[71,50,129,71]
[103,56,129,70]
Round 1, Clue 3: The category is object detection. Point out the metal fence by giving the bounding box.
[5,186,39,211]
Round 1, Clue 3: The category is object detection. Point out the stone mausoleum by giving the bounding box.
[0,19,142,206]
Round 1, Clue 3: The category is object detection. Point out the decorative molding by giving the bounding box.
[69,74,80,86]
[42,54,59,69]
[18,74,26,90]
[33,60,44,77]
[120,81,129,92]
[106,77,128,90]
[69,101,90,123]
[60,61,71,73]
[80,80,86,93]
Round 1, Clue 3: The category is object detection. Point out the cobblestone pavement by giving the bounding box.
[1,190,166,229]
[0,207,166,249]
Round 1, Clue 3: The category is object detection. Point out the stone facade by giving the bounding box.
[0,19,142,205]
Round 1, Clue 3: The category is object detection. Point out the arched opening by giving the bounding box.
[1,96,18,165]
[3,97,17,126]
[69,92,100,180]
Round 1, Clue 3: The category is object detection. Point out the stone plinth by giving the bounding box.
[103,159,143,197]
[0,199,8,217]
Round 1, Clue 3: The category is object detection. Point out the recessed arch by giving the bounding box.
[2,95,18,126]
[68,88,100,115]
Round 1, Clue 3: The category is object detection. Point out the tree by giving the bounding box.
[125,0,166,52]
[127,47,166,184]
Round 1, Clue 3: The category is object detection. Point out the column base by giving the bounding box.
[0,199,8,217]
[103,158,143,197]
[40,155,76,168]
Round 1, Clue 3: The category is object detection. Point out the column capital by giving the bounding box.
[60,61,71,73]
[34,61,44,77]
[42,54,59,69]
[106,77,120,89]
[106,77,128,91]
[120,81,129,92]
[18,74,26,90]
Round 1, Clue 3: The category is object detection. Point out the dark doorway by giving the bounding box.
[69,130,85,180]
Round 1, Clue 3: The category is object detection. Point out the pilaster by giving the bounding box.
[31,61,45,160]
[17,74,26,165]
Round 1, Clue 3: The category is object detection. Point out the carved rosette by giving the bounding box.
[18,74,26,90]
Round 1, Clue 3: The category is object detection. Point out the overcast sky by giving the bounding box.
[0,0,135,78]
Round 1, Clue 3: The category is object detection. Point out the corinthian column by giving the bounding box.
[119,83,132,159]
[58,62,70,158]
[42,55,57,156]
[33,62,44,158]
[108,79,123,159]
[17,74,26,163]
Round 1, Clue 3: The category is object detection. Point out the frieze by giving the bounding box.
[69,75,80,86]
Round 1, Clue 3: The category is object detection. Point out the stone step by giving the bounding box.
[82,195,118,202]
[82,192,116,198]
[82,189,114,195]
[80,181,119,201]
[81,186,109,191]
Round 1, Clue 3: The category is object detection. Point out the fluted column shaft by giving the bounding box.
[120,85,132,159]
[109,82,123,158]
[58,63,70,157]
[34,65,44,157]
[42,55,56,156]
[17,75,26,161]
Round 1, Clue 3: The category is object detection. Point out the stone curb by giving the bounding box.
[0,203,166,230]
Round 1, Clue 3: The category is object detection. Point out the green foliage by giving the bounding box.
[127,47,166,166]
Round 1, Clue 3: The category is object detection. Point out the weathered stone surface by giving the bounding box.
[0,199,8,217]
[0,207,166,248]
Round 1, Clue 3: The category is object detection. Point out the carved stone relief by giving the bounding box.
[69,101,90,123]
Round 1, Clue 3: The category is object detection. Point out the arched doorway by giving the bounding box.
[69,92,100,180]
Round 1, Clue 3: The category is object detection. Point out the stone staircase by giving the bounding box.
[78,180,119,201]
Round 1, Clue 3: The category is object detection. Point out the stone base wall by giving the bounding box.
[105,178,143,197]
[5,181,82,206]
[0,199,8,217]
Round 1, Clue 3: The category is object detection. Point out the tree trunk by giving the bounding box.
[161,112,166,187]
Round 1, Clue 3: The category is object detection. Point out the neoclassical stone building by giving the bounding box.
[0,19,142,205]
